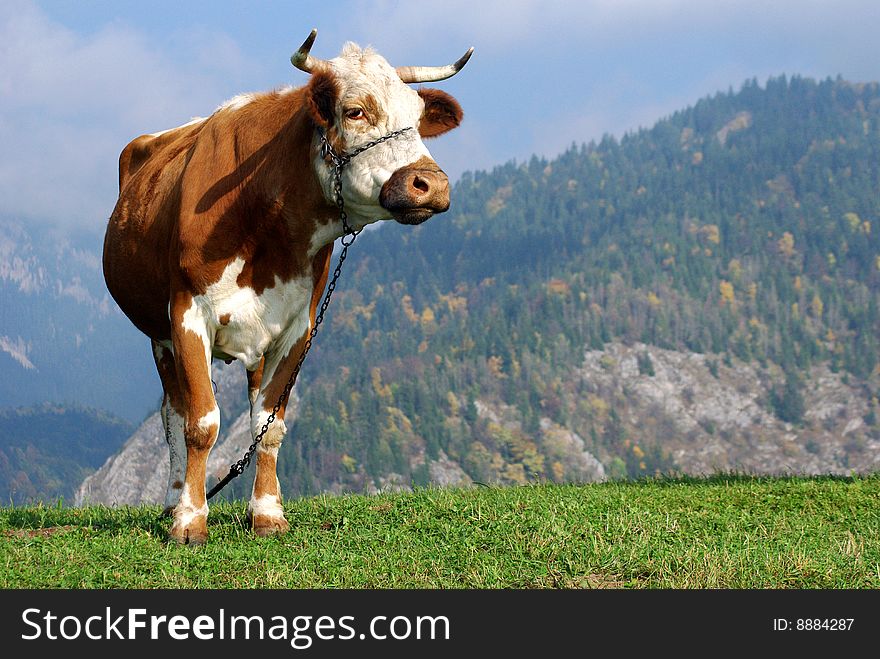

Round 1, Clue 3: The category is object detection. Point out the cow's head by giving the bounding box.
[292,30,471,227]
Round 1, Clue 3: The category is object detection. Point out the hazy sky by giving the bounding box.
[2,0,880,234]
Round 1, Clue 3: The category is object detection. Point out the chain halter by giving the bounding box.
[206,125,413,500]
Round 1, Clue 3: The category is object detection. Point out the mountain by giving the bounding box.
[77,74,880,506]
[0,404,132,504]
[0,221,157,422]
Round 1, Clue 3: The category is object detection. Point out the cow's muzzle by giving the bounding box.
[380,156,450,225]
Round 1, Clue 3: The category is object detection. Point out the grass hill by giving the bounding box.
[2,476,878,588]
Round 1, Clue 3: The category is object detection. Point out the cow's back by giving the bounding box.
[104,118,206,341]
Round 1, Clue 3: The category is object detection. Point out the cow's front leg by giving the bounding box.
[245,361,289,535]
[168,293,220,545]
[246,244,332,537]
[247,355,293,537]
[248,436,290,537]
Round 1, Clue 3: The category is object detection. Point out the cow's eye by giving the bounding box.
[345,108,365,120]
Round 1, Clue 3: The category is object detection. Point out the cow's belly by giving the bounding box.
[188,257,312,370]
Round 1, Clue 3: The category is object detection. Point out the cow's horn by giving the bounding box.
[291,28,330,74]
[396,47,474,83]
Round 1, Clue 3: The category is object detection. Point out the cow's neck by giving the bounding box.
[195,91,340,298]
[249,90,342,263]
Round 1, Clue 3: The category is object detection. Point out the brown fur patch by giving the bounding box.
[252,450,280,499]
[417,88,463,138]
[307,71,339,127]
[105,84,337,343]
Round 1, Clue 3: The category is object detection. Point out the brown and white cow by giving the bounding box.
[103,30,471,544]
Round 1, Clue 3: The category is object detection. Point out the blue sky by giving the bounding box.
[2,0,880,233]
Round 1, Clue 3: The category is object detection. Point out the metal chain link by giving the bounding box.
[207,126,413,500]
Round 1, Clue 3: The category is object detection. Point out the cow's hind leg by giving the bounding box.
[152,341,186,517]
[167,294,220,545]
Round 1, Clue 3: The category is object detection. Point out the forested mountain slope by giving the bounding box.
[79,75,880,503]
[0,404,132,504]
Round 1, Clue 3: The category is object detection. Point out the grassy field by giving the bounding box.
[1,475,878,588]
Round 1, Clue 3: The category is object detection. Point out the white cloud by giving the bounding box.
[0,335,35,370]
[0,1,255,230]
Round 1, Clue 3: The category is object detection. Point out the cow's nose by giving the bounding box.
[405,169,449,205]
[380,156,450,225]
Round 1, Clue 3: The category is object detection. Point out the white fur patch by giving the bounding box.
[217,92,258,112]
[250,406,287,450]
[204,257,312,372]
[248,493,284,519]
[197,406,220,432]
[181,296,213,366]
[173,482,208,530]
[308,219,345,257]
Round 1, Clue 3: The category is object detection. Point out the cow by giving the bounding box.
[103,30,472,544]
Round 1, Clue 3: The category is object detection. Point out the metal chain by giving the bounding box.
[207,125,413,500]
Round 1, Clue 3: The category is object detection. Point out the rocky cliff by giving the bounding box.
[576,342,879,477]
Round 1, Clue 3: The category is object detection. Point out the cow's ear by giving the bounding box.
[417,88,463,138]
[307,70,339,127]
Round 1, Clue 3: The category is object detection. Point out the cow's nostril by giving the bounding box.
[412,175,430,193]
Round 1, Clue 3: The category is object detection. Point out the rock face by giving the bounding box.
[74,412,166,506]
[577,342,880,476]
[474,399,607,484]
[538,418,607,483]
[715,110,753,146]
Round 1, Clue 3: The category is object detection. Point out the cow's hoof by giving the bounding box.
[168,516,208,545]
[248,512,290,537]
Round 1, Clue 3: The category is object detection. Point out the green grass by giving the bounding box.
[2,475,879,588]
